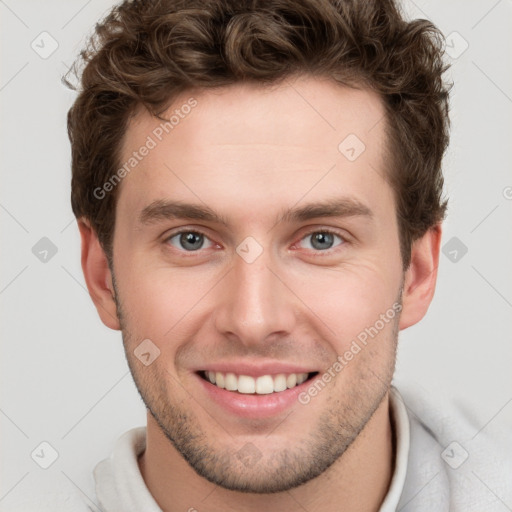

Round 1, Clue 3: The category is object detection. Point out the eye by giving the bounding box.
[298,230,345,251]
[166,230,214,251]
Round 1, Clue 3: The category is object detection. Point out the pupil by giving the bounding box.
[181,232,203,250]
[311,232,333,250]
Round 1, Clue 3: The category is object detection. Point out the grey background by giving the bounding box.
[1,0,511,508]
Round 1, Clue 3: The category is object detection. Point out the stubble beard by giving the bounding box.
[112,272,401,493]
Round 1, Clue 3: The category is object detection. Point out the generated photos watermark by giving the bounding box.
[93,97,198,200]
[298,302,402,405]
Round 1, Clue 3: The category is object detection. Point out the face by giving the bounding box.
[110,76,405,493]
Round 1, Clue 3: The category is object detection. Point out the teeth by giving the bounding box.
[224,372,237,391]
[238,375,256,394]
[205,371,310,394]
[255,375,274,394]
[297,373,308,385]
[273,374,287,392]
[215,372,225,389]
[286,373,297,388]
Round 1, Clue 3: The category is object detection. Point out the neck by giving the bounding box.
[138,393,394,512]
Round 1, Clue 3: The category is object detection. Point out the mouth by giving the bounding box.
[197,370,319,395]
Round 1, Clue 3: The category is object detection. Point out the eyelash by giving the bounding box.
[294,228,348,254]
[163,227,349,255]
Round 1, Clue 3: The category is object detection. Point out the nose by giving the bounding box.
[213,247,297,348]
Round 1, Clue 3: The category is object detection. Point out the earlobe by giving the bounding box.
[78,218,121,330]
[398,224,442,330]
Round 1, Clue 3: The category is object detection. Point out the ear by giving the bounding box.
[78,218,120,330]
[399,224,442,330]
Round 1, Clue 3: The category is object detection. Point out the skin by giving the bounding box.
[79,75,441,512]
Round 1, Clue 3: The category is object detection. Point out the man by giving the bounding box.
[13,0,510,510]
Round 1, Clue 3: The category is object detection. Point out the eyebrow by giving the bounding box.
[138,197,373,227]
[139,200,230,226]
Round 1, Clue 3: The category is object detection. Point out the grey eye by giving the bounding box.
[299,232,343,251]
[168,231,213,251]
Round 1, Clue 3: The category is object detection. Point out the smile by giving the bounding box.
[199,371,318,394]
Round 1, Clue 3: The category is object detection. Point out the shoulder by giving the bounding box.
[394,384,512,511]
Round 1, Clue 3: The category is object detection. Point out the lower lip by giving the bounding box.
[195,373,313,419]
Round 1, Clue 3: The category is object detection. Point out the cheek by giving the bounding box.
[292,261,401,349]
[115,261,216,341]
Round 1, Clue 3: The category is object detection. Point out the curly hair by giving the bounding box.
[65,0,451,270]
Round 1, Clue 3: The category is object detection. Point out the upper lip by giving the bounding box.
[194,360,318,377]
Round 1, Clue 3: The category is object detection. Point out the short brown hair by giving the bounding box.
[66,0,451,270]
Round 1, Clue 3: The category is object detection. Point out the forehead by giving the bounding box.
[116,76,390,224]
[124,76,386,151]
